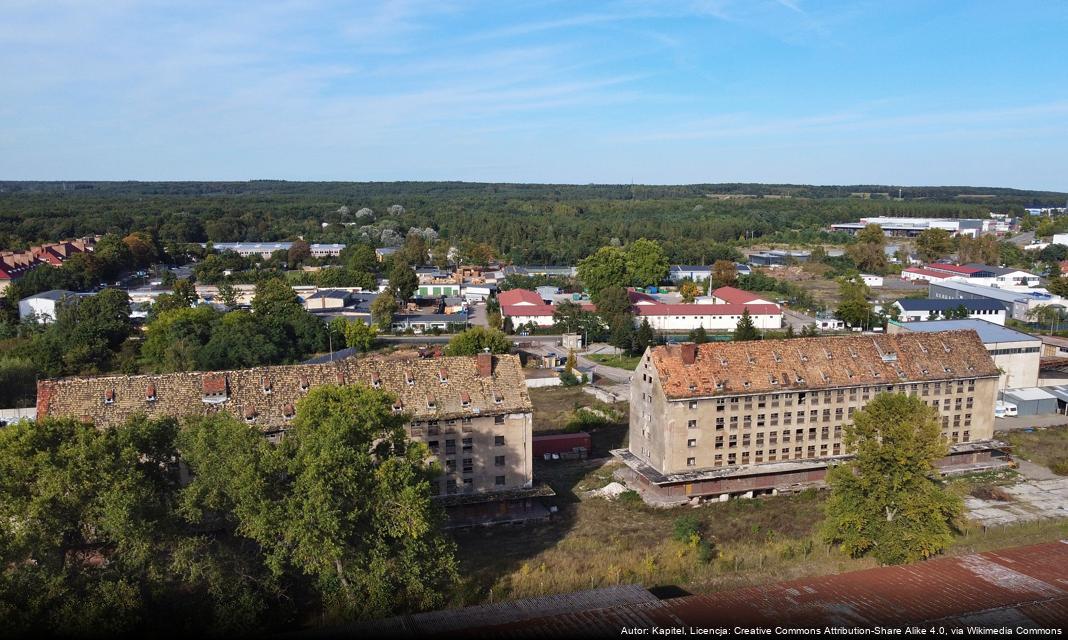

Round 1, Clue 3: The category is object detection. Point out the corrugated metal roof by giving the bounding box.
[464,540,1068,636]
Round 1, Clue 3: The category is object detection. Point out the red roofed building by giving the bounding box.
[497,288,544,307]
[633,302,782,331]
[708,286,774,305]
[901,266,955,282]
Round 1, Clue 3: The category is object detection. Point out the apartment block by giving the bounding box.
[36,353,538,522]
[618,332,1004,502]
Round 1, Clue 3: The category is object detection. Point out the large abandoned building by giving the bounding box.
[618,332,1004,502]
[37,353,541,525]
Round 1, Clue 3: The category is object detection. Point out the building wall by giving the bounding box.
[18,297,59,322]
[631,352,997,477]
[989,341,1041,390]
[637,312,782,332]
[408,412,532,497]
[896,306,1006,325]
[507,314,555,328]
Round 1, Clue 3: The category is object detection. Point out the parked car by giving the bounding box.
[995,400,1018,418]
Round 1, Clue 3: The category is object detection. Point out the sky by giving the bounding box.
[1,0,1067,189]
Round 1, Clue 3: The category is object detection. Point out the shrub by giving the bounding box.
[672,515,701,543]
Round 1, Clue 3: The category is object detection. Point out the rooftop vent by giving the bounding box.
[261,377,272,395]
[371,372,381,389]
[103,389,115,405]
[392,400,404,414]
[460,391,471,408]
[282,403,295,419]
[145,384,156,402]
[299,376,310,392]
[405,371,415,386]
[243,406,257,422]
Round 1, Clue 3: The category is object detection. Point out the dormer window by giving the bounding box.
[299,376,310,392]
[769,374,779,385]
[244,407,257,422]
[460,392,471,408]
[202,374,229,404]
[715,381,725,390]
[438,368,448,384]
[492,390,504,404]
[261,377,272,395]
[427,396,437,410]
[282,403,295,419]
[103,389,115,405]
[145,384,156,402]
[406,372,415,386]
[392,401,404,414]
[689,383,698,392]
[371,372,381,389]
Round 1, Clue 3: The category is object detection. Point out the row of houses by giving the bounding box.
[0,236,96,292]
[500,286,784,333]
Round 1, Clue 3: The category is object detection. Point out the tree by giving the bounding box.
[634,318,655,352]
[179,387,460,620]
[784,324,796,339]
[287,239,311,266]
[444,327,511,356]
[370,292,399,330]
[915,228,954,263]
[822,393,963,565]
[608,314,636,355]
[835,275,873,329]
[846,224,888,274]
[388,262,419,302]
[624,238,669,288]
[1027,304,1064,334]
[957,235,1000,265]
[217,282,239,307]
[710,260,737,289]
[252,278,301,320]
[123,231,159,268]
[577,246,629,299]
[733,308,760,341]
[679,280,702,303]
[140,306,220,372]
[689,325,708,344]
[342,319,378,353]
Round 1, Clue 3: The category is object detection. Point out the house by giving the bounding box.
[887,319,1040,389]
[375,247,399,262]
[960,264,1041,288]
[500,288,559,328]
[391,313,467,333]
[892,298,1007,324]
[0,236,96,293]
[461,284,495,303]
[620,333,1002,501]
[302,289,353,312]
[669,265,712,284]
[18,289,88,323]
[860,274,883,287]
[706,286,774,306]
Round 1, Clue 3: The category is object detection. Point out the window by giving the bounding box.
[428,440,439,454]
[495,475,506,486]
[687,439,697,448]
[445,459,456,472]
[462,458,473,474]
[462,437,473,452]
[689,400,698,410]
[494,455,506,466]
[462,478,473,493]
[494,415,506,425]
[688,419,698,429]
[445,439,456,455]
[494,435,505,446]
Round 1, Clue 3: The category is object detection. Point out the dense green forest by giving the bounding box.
[1,181,1062,265]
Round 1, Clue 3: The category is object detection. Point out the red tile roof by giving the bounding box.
[711,286,764,304]
[649,331,997,399]
[497,288,544,306]
[928,263,982,275]
[903,267,952,279]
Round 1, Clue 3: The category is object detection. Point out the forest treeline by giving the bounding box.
[0,181,1063,265]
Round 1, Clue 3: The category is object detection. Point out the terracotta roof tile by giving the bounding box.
[650,331,997,399]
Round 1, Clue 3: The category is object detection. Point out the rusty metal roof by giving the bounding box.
[462,540,1068,636]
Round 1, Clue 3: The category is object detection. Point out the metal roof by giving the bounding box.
[457,540,1068,635]
[890,319,1038,344]
[895,298,1005,312]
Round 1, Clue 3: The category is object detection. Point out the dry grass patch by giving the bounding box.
[1001,425,1068,473]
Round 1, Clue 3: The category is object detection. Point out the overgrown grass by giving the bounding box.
[1001,425,1068,474]
[585,353,643,370]
[450,463,1068,607]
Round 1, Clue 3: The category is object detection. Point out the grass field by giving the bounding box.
[1001,425,1068,474]
[450,459,1068,607]
[585,353,643,370]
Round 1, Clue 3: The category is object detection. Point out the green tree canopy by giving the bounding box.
[388,262,419,302]
[914,228,954,263]
[577,246,630,299]
[624,238,669,288]
[822,393,963,565]
[733,308,760,341]
[444,327,511,356]
[835,275,873,329]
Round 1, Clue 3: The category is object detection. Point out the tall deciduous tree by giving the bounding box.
[822,393,963,565]
[625,238,669,288]
[342,319,378,353]
[444,327,511,356]
[835,275,873,329]
[370,291,399,330]
[846,224,888,274]
[914,228,954,263]
[388,262,419,302]
[710,260,737,289]
[578,246,630,299]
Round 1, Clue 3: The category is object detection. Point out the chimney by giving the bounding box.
[476,352,494,377]
[681,343,698,365]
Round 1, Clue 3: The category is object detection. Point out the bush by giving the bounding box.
[618,490,642,506]
[559,369,580,386]
[672,515,701,543]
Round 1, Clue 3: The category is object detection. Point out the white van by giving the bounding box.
[995,400,1018,418]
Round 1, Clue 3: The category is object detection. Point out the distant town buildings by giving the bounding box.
[830,216,1008,237]
[205,242,345,259]
[621,333,1001,501]
[892,299,1007,325]
[0,236,96,292]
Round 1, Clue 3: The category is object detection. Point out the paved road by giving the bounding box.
[1008,231,1036,247]
[467,301,489,327]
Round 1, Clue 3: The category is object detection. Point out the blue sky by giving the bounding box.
[2,0,1067,189]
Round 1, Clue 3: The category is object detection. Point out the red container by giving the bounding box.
[533,432,592,457]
